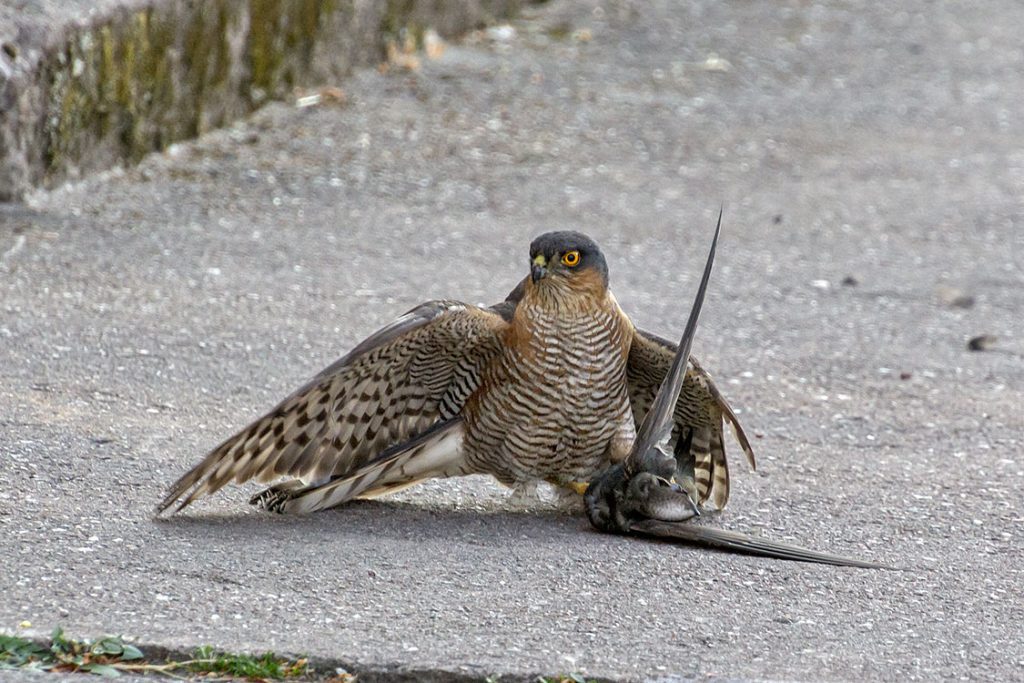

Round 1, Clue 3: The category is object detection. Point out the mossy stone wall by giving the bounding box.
[0,0,522,201]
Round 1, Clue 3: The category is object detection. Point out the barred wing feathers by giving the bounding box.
[158,300,506,513]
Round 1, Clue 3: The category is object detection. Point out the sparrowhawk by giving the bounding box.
[157,230,755,515]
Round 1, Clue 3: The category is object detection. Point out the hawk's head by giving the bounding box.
[527,231,609,292]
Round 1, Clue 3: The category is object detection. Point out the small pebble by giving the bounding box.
[486,25,517,42]
[967,335,997,351]
[937,285,975,308]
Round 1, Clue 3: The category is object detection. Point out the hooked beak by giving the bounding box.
[530,255,548,282]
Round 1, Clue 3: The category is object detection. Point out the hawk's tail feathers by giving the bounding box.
[270,418,467,514]
[690,423,731,511]
[722,402,756,471]
[708,424,730,510]
[685,355,756,477]
[690,426,714,505]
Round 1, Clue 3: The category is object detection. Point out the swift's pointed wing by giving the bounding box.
[630,519,893,569]
[625,211,721,475]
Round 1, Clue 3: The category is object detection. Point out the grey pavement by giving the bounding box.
[2,0,1023,680]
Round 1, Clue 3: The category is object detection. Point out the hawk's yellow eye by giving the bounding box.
[561,250,581,267]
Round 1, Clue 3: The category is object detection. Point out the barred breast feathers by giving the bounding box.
[459,269,635,484]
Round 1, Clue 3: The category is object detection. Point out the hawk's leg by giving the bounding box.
[543,477,594,512]
[506,480,542,507]
[541,477,591,496]
[553,486,585,513]
[507,479,585,512]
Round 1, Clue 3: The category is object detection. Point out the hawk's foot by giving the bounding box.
[542,477,591,496]
[249,485,296,513]
[583,463,630,533]
[565,480,590,496]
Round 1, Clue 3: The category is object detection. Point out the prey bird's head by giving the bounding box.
[527,231,609,293]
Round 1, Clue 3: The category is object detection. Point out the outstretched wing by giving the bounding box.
[625,329,756,510]
[158,300,507,513]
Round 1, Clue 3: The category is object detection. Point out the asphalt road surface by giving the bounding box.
[2,0,1022,680]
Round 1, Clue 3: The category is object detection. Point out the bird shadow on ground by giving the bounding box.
[151,498,599,550]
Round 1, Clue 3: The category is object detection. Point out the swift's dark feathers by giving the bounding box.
[630,520,894,569]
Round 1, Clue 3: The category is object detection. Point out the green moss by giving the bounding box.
[42,5,185,178]
[48,42,93,168]
[247,0,283,96]
[247,0,335,98]
[183,3,235,134]
[381,0,428,52]
[131,8,180,148]
[31,0,520,191]
[381,0,416,38]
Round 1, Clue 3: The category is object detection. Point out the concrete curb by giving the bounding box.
[6,632,624,682]
[0,0,524,201]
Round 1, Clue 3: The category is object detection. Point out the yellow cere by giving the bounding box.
[533,254,547,267]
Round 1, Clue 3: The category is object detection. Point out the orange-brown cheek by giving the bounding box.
[566,267,607,296]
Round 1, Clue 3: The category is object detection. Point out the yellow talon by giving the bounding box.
[543,477,591,496]
[567,481,590,496]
